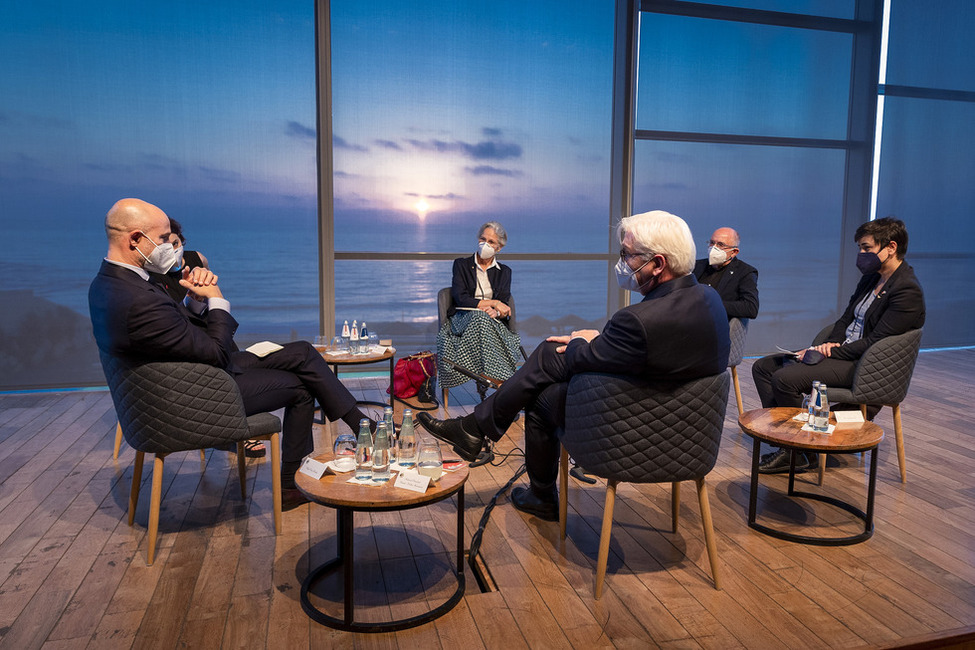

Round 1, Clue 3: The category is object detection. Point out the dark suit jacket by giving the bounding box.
[89,260,239,370]
[448,256,512,318]
[564,274,730,381]
[693,257,759,320]
[824,262,925,362]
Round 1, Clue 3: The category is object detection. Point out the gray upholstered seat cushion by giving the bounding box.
[728,318,748,368]
[100,353,274,455]
[827,328,922,405]
[562,372,730,484]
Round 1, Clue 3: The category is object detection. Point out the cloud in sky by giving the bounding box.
[403,135,522,161]
[465,165,522,177]
[374,139,402,150]
[334,135,368,152]
[285,120,316,140]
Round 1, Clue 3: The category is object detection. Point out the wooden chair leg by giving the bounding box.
[559,448,569,540]
[113,422,124,459]
[200,449,206,462]
[695,478,721,590]
[236,442,247,499]
[442,387,449,413]
[893,404,907,483]
[594,479,618,599]
[671,481,680,533]
[818,454,826,486]
[860,404,868,419]
[128,450,145,526]
[269,432,282,534]
[147,454,165,566]
[731,366,744,416]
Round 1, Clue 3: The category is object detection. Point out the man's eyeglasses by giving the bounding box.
[619,250,649,263]
[707,240,737,251]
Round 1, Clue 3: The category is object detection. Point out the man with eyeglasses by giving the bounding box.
[693,227,759,320]
[418,210,730,521]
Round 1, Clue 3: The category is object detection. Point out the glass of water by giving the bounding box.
[332,431,357,472]
[416,438,443,481]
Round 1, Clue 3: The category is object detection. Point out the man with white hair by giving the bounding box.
[419,210,730,520]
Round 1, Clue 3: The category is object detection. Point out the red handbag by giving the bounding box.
[390,351,437,401]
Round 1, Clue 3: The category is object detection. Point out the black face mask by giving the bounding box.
[856,251,882,275]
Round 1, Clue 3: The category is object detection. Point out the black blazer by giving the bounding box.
[693,257,759,320]
[824,262,925,362]
[563,274,730,381]
[448,255,512,318]
[89,260,239,370]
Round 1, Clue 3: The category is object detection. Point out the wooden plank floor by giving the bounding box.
[1,349,974,649]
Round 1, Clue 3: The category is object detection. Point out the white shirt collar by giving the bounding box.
[473,253,500,271]
[105,257,150,281]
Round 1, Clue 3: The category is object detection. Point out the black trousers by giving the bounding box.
[751,353,856,408]
[474,341,570,494]
[231,341,357,464]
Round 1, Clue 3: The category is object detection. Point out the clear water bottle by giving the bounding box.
[341,320,351,353]
[814,384,830,432]
[383,406,396,464]
[398,409,417,469]
[350,320,359,355]
[354,418,372,480]
[372,418,391,482]
[808,381,820,425]
[359,322,369,354]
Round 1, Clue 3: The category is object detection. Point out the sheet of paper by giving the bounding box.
[246,340,284,357]
[775,345,801,357]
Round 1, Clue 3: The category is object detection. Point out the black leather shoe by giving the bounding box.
[281,487,311,512]
[758,449,810,474]
[416,412,484,462]
[511,486,558,522]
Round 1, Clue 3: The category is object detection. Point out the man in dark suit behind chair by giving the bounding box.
[418,210,730,521]
[88,198,376,511]
[693,227,759,320]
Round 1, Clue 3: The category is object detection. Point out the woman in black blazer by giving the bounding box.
[752,217,925,473]
[437,222,521,395]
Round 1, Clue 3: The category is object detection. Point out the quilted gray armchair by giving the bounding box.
[99,353,282,565]
[557,371,730,598]
[728,318,749,415]
[809,328,923,484]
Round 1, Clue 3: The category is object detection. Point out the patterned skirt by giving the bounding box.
[436,309,522,390]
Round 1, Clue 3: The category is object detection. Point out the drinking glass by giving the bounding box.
[416,438,443,481]
[799,394,811,422]
[332,431,357,472]
[330,336,344,353]
[368,333,379,353]
[313,335,329,353]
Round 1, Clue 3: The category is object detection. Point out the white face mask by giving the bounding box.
[170,246,185,272]
[614,256,652,293]
[477,241,496,259]
[708,245,728,267]
[137,231,178,274]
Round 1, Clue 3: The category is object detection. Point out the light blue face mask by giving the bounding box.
[614,255,652,292]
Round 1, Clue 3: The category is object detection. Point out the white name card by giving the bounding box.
[299,457,328,480]
[834,410,866,424]
[394,470,431,493]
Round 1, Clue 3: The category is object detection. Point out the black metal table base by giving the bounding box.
[300,488,466,632]
[747,439,879,546]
